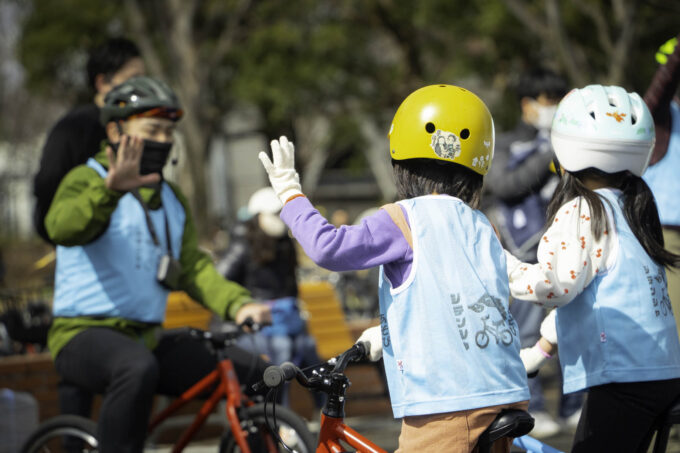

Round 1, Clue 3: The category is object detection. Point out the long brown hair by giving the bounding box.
[547,168,680,268]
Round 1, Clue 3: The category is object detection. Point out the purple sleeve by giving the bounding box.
[280,196,412,275]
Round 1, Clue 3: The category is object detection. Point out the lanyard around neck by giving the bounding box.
[131,189,174,257]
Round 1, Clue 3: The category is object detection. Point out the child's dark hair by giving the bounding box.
[392,158,484,208]
[547,168,680,268]
[86,38,141,90]
[245,215,297,268]
[516,67,568,101]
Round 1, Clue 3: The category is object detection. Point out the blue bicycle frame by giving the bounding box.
[513,435,564,453]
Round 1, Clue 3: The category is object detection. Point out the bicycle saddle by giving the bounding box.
[476,409,534,453]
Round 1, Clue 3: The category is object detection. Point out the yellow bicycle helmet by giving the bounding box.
[388,84,494,175]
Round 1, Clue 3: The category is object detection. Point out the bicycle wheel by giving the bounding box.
[219,403,316,453]
[21,414,98,453]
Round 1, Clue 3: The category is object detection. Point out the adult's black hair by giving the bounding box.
[516,67,568,102]
[392,158,484,208]
[86,38,141,90]
[546,168,680,268]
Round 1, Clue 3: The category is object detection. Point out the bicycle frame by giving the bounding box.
[146,337,277,453]
[316,413,386,453]
[259,343,387,453]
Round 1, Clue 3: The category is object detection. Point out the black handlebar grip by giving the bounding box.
[279,362,298,380]
[263,366,285,388]
[356,341,370,358]
[262,362,298,388]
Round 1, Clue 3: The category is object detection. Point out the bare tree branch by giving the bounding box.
[123,0,165,77]
[545,0,588,86]
[500,0,550,39]
[607,0,638,84]
[373,0,424,87]
[570,0,614,54]
[210,0,253,67]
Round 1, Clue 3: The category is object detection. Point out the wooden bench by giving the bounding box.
[162,291,213,330]
[296,281,390,417]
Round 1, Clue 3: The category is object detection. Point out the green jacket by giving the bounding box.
[45,148,251,358]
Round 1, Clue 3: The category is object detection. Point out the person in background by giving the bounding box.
[508,84,680,453]
[643,34,680,335]
[217,187,323,405]
[33,37,145,244]
[31,37,146,429]
[45,76,270,453]
[485,68,581,437]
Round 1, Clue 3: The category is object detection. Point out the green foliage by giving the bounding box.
[16,0,680,163]
[19,0,119,98]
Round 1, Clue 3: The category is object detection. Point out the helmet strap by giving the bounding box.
[552,156,562,176]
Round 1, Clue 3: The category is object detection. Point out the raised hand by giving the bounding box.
[105,135,161,192]
[258,135,303,204]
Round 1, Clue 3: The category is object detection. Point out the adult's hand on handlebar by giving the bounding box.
[235,302,272,327]
[356,325,383,361]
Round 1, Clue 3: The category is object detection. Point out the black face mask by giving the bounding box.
[109,139,173,175]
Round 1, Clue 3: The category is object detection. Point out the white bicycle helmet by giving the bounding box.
[248,187,282,215]
[550,85,655,176]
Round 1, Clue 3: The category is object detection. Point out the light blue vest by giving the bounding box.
[53,159,186,323]
[556,189,680,394]
[643,101,680,226]
[379,195,529,418]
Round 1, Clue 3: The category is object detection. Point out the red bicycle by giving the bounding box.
[21,322,316,453]
[256,342,534,453]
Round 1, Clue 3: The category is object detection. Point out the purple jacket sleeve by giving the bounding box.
[280,197,412,277]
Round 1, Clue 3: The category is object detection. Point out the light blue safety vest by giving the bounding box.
[643,101,680,227]
[378,195,529,418]
[52,159,186,323]
[556,189,680,394]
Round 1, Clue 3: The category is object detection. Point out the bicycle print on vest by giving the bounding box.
[645,265,672,317]
[451,293,517,350]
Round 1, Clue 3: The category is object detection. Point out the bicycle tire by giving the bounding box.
[219,403,316,453]
[20,414,98,453]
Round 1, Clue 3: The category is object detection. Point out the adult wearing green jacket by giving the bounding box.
[45,76,271,453]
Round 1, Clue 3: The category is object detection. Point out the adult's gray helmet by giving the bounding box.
[100,76,183,125]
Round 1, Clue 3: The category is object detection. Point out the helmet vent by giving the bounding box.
[608,95,617,107]
[589,111,596,120]
[631,113,638,125]
[460,128,470,139]
[425,122,436,133]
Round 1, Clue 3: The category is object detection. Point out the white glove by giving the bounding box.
[540,309,558,345]
[520,343,550,374]
[258,136,303,205]
[356,325,383,362]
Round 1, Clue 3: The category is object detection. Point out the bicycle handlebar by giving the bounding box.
[177,317,270,349]
[254,341,370,392]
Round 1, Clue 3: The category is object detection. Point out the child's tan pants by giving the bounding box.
[395,400,529,453]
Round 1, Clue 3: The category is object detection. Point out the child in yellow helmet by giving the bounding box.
[259,85,529,452]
